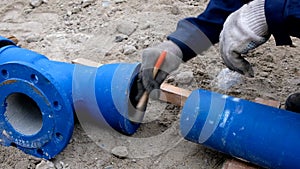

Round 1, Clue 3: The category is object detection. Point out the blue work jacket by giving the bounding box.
[168,0,300,61]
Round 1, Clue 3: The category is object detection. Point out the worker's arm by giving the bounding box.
[168,0,249,62]
[135,0,248,102]
[264,0,300,46]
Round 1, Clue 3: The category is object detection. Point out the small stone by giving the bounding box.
[104,165,113,169]
[25,34,41,43]
[72,7,81,14]
[116,21,137,36]
[143,39,151,48]
[55,162,62,169]
[102,0,111,7]
[24,7,33,14]
[111,146,128,158]
[171,6,180,15]
[36,160,55,169]
[64,20,72,26]
[175,71,194,84]
[66,11,72,16]
[58,161,69,169]
[82,0,95,3]
[114,34,128,42]
[260,72,269,78]
[114,0,126,4]
[82,0,95,7]
[115,36,124,42]
[123,45,136,55]
[140,22,151,30]
[30,0,43,7]
[288,78,300,86]
[54,161,67,169]
[42,0,48,3]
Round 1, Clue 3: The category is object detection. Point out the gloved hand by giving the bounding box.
[135,41,183,102]
[219,0,270,77]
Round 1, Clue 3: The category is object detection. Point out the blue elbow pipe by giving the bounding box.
[180,89,300,169]
[0,36,140,159]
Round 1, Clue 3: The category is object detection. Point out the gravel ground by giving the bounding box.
[0,0,299,168]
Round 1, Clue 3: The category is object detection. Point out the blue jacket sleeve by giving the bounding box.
[168,0,249,62]
[265,0,300,46]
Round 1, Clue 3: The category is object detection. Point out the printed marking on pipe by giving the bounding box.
[219,110,230,128]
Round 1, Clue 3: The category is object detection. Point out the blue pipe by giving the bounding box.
[0,36,140,159]
[180,89,300,169]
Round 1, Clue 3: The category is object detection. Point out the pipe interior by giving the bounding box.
[4,93,43,135]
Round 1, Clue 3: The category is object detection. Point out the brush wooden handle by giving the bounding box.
[136,50,167,111]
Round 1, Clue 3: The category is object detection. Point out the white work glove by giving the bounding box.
[219,0,270,77]
[135,41,183,102]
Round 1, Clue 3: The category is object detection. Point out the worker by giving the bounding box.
[135,0,300,113]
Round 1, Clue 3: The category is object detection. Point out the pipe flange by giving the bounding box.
[0,62,74,159]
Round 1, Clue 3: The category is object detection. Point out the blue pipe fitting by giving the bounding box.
[180,89,300,169]
[72,63,141,136]
[0,36,141,159]
[0,41,75,159]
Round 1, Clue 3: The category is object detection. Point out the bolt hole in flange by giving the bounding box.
[55,132,63,141]
[1,69,9,79]
[4,93,43,135]
[53,101,62,111]
[30,74,39,84]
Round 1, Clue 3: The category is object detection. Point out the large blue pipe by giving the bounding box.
[0,36,140,159]
[180,89,300,169]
